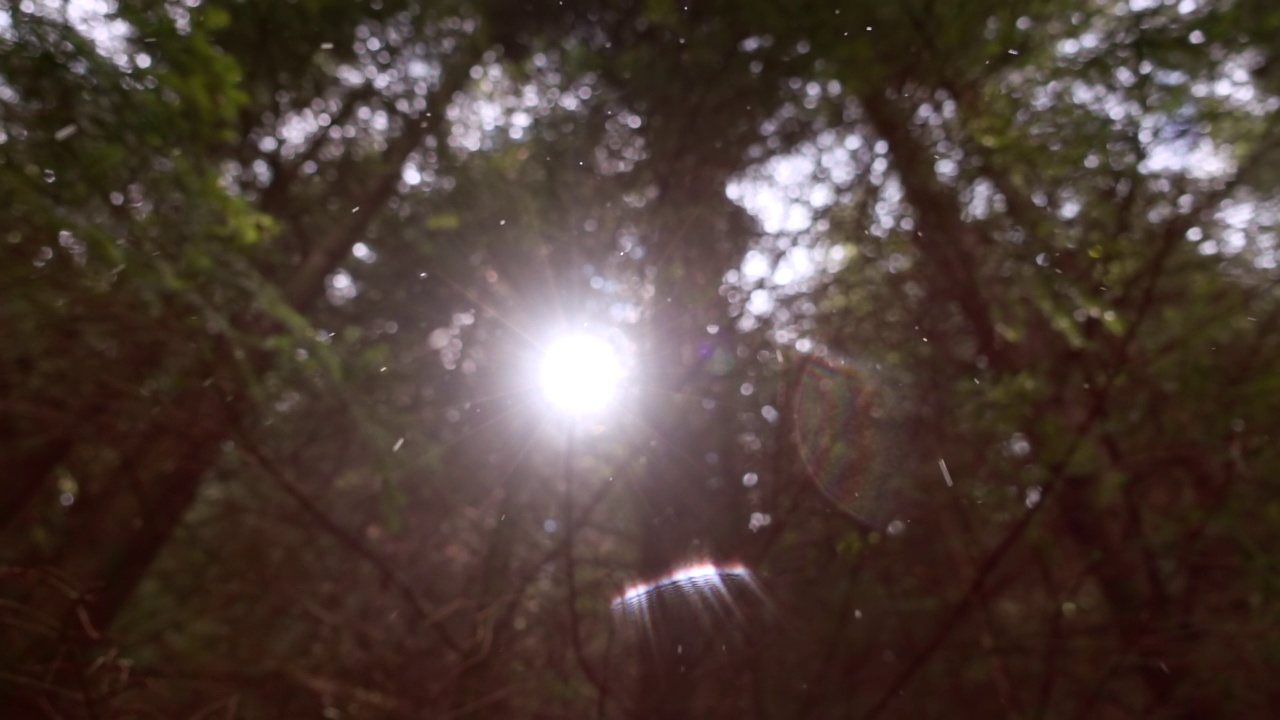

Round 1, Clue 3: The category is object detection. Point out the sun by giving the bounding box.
[538,333,625,417]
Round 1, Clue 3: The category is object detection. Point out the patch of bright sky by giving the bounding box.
[58,0,134,60]
[29,0,1275,279]
[1033,1,1275,269]
[448,53,606,157]
[1050,0,1272,182]
[731,1,1278,318]
[1125,0,1210,14]
[1213,200,1278,269]
[729,155,821,235]
[726,137,860,325]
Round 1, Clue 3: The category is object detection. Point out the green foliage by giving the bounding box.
[2,0,1278,718]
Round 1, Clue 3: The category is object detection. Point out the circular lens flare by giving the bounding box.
[794,356,901,527]
[539,334,623,416]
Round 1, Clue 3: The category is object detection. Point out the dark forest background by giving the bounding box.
[3,0,1280,717]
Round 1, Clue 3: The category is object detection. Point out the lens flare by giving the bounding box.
[539,333,624,416]
[611,561,764,643]
[793,356,900,527]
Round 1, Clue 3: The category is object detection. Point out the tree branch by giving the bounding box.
[232,430,464,655]
[280,64,474,311]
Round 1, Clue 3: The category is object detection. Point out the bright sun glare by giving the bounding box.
[539,334,624,417]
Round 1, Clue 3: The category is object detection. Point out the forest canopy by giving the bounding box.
[2,0,1279,718]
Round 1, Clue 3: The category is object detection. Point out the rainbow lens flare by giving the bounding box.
[611,561,764,642]
[793,356,900,527]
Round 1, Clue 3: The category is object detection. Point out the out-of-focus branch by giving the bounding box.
[857,89,1010,371]
[561,430,605,694]
[232,430,464,655]
[280,58,475,311]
